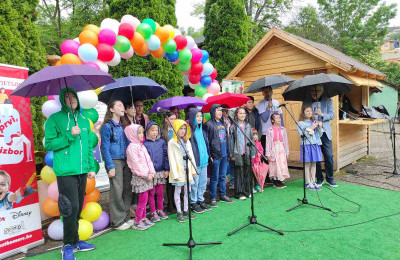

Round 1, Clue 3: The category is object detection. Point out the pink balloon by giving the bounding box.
[210,68,218,80]
[191,48,203,63]
[120,46,134,59]
[98,29,117,46]
[48,181,59,201]
[60,40,80,56]
[208,81,220,95]
[83,62,100,70]
[48,95,55,100]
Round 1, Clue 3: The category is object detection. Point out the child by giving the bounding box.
[168,120,196,223]
[265,113,290,189]
[188,108,211,213]
[251,129,269,193]
[297,105,323,190]
[125,124,156,230]
[0,171,22,211]
[100,100,132,230]
[229,107,255,200]
[143,122,170,222]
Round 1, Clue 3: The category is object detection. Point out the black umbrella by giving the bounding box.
[244,75,295,94]
[282,73,352,101]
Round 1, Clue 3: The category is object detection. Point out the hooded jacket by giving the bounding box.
[188,108,210,167]
[168,120,195,184]
[44,87,95,176]
[204,104,230,160]
[125,124,155,178]
[143,121,169,172]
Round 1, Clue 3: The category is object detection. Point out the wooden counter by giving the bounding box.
[339,118,387,125]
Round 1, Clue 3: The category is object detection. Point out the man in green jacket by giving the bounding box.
[45,87,96,260]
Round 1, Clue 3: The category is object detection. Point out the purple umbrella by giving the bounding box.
[11,64,115,97]
[149,96,207,113]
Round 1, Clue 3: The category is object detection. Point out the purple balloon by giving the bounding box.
[92,211,110,231]
[61,40,80,56]
[48,219,64,240]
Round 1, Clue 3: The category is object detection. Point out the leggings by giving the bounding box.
[174,185,189,213]
[149,184,164,213]
[135,191,149,224]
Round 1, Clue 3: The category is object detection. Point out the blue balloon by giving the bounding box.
[78,43,98,62]
[145,35,161,51]
[200,50,209,63]
[45,151,54,167]
[200,75,212,87]
[166,50,179,62]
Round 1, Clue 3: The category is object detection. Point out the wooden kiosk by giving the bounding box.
[226,28,387,170]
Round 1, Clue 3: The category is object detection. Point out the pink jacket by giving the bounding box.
[265,126,289,162]
[125,124,155,178]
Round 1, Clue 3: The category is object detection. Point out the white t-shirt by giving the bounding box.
[257,98,282,135]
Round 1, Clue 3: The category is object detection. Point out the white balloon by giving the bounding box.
[174,29,182,36]
[189,82,199,90]
[100,18,120,35]
[202,93,213,101]
[42,137,45,147]
[107,49,121,66]
[42,100,61,118]
[94,60,109,73]
[73,37,80,44]
[120,46,134,59]
[186,36,195,50]
[78,90,98,109]
[120,15,140,30]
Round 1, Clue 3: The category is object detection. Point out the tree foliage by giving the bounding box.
[388,31,400,41]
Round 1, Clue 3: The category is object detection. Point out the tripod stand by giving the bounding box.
[280,104,331,212]
[161,116,221,260]
[226,113,283,236]
[385,102,400,178]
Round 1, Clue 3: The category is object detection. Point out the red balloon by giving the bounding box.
[96,43,115,62]
[174,35,187,50]
[118,23,134,39]
[191,62,204,75]
[189,73,202,84]
[210,68,218,80]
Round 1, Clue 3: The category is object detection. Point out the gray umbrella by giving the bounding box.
[282,73,353,101]
[244,75,295,94]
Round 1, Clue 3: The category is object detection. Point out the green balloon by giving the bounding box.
[114,35,131,53]
[163,39,177,53]
[179,61,191,72]
[204,113,211,121]
[82,108,99,124]
[179,49,192,63]
[142,18,156,34]
[195,85,207,98]
[136,23,153,39]
[89,132,98,148]
[94,160,100,174]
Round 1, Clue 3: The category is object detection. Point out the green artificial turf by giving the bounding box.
[29,180,400,260]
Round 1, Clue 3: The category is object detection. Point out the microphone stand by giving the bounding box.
[279,104,331,212]
[385,102,400,178]
[226,113,283,236]
[160,113,221,260]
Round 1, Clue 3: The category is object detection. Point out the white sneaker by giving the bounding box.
[115,222,131,230]
[239,196,246,200]
[127,219,134,226]
[252,188,257,193]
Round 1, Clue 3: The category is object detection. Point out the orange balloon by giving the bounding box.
[79,30,99,46]
[60,53,82,65]
[130,32,145,50]
[42,198,60,217]
[84,24,101,36]
[135,43,149,56]
[155,27,169,43]
[85,188,100,203]
[55,60,61,66]
[85,177,96,194]
[151,45,165,58]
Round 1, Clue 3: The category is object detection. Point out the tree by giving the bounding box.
[388,31,400,41]
[203,0,249,81]
[180,26,204,39]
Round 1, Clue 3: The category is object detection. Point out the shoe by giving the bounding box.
[61,245,75,260]
[239,196,246,200]
[143,218,155,227]
[114,222,131,230]
[255,185,261,192]
[73,241,96,252]
[132,220,149,230]
[126,218,134,226]
[130,204,137,217]
[210,200,218,208]
[157,210,169,220]
[315,179,324,187]
[183,211,197,219]
[229,184,235,190]
[305,183,316,190]
[272,180,286,189]
[177,211,186,223]
[313,183,321,190]
[220,195,234,203]
[191,203,204,214]
[150,212,161,223]
[265,177,273,186]
[252,188,257,193]
[199,201,211,211]
[326,179,338,187]
[248,194,252,198]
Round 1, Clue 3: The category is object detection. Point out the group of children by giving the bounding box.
[99,98,325,231]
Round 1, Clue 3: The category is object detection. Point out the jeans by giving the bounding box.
[190,166,208,204]
[316,133,334,182]
[209,157,228,200]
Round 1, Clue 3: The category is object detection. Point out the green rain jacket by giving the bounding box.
[44,87,95,176]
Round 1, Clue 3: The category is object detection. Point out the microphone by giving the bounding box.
[278,103,289,108]
[157,107,171,113]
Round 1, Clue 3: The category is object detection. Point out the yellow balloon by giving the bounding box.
[93,87,102,95]
[81,202,102,222]
[41,165,56,184]
[78,219,93,241]
[89,119,94,132]
[164,24,175,39]
[155,22,160,30]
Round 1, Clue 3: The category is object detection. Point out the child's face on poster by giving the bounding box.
[0,175,9,200]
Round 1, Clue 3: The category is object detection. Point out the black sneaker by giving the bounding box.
[177,211,186,223]
[210,200,218,208]
[183,211,196,219]
[220,195,234,203]
[199,201,211,211]
[191,203,204,214]
[265,176,273,186]
[272,180,286,189]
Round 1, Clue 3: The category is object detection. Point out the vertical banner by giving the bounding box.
[0,63,44,258]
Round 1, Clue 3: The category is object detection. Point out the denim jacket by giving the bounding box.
[100,120,129,170]
[297,120,323,145]
[303,97,334,140]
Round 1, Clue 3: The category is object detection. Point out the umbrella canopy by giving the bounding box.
[252,161,269,193]
[244,75,295,94]
[202,93,250,113]
[282,73,353,101]
[149,96,207,113]
[11,64,115,97]
[98,76,168,104]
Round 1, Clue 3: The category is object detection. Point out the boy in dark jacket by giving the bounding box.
[143,122,170,222]
[204,104,234,207]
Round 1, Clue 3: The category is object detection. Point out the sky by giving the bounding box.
[175,0,400,31]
